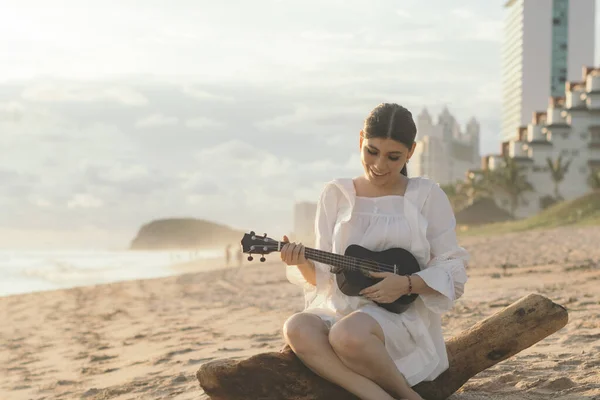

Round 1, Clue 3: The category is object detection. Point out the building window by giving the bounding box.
[550,0,569,97]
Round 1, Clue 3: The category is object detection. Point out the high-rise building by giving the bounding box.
[409,107,480,185]
[501,0,595,141]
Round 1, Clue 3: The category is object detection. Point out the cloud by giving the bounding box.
[0,169,39,197]
[135,113,179,128]
[194,139,293,178]
[185,117,223,130]
[67,193,104,209]
[21,83,149,106]
[254,104,366,135]
[181,86,235,102]
[451,8,476,19]
[449,7,503,42]
[28,196,53,208]
[300,30,354,41]
[0,101,24,121]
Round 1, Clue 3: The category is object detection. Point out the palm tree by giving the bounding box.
[546,155,572,199]
[588,169,600,190]
[460,169,493,205]
[488,155,535,217]
[440,182,468,211]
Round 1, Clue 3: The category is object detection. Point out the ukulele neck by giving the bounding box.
[275,242,350,271]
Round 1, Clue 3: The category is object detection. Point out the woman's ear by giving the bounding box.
[359,130,364,150]
[407,142,417,160]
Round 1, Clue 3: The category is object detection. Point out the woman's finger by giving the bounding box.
[280,243,290,261]
[299,244,306,263]
[359,281,382,295]
[292,243,302,263]
[364,289,381,299]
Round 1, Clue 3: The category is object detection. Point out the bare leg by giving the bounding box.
[283,313,395,400]
[329,312,423,400]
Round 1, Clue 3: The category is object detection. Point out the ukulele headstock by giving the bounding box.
[240,231,279,262]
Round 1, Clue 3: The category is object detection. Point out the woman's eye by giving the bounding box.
[389,156,400,161]
[367,148,377,155]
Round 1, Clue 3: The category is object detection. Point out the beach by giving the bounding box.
[1,225,599,400]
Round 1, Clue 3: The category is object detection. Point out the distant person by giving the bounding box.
[224,244,231,268]
[279,103,469,400]
[236,247,243,268]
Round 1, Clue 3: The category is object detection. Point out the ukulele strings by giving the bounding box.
[254,242,398,273]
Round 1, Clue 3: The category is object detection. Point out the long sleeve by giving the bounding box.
[286,183,338,306]
[414,183,469,314]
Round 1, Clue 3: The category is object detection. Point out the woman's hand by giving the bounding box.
[280,235,309,266]
[359,272,410,303]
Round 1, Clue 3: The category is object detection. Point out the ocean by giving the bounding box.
[0,248,223,297]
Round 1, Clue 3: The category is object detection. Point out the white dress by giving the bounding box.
[286,176,470,386]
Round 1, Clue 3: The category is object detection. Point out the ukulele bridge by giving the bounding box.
[393,264,398,274]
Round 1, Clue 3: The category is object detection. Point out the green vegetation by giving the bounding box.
[458,190,600,237]
[546,155,572,200]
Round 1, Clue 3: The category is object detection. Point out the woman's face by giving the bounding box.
[360,135,415,185]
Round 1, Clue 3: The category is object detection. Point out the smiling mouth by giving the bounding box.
[370,168,388,177]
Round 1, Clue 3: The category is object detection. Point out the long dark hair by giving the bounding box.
[362,103,417,176]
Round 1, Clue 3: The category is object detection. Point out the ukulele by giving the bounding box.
[240,231,421,314]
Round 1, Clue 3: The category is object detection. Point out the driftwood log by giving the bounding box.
[197,293,568,400]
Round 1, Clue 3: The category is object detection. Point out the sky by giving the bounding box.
[0,0,599,249]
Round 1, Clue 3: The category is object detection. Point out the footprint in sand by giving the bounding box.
[170,374,188,384]
[187,357,215,365]
[89,354,118,363]
[57,380,78,386]
[153,348,195,365]
[218,347,243,352]
[555,358,582,367]
[73,351,90,360]
[249,333,280,343]
[539,377,577,391]
[11,385,32,391]
[81,367,102,376]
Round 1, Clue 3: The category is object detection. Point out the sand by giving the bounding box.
[1,225,599,400]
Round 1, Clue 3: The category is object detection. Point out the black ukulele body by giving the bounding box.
[335,244,421,314]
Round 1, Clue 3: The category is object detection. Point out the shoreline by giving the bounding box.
[0,251,229,300]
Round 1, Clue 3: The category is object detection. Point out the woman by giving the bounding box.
[280,103,469,400]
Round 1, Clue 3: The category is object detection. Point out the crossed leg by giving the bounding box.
[329,311,423,400]
[283,312,423,400]
[284,312,396,400]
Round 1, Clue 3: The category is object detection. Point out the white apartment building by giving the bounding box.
[485,66,600,218]
[501,0,595,141]
[408,107,481,185]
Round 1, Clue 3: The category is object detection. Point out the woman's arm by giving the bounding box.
[286,183,337,289]
[413,183,469,313]
[406,274,439,295]
[295,260,316,286]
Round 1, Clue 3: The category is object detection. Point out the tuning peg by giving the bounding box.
[247,255,254,261]
[250,231,255,235]
[260,256,266,262]
[263,233,267,237]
